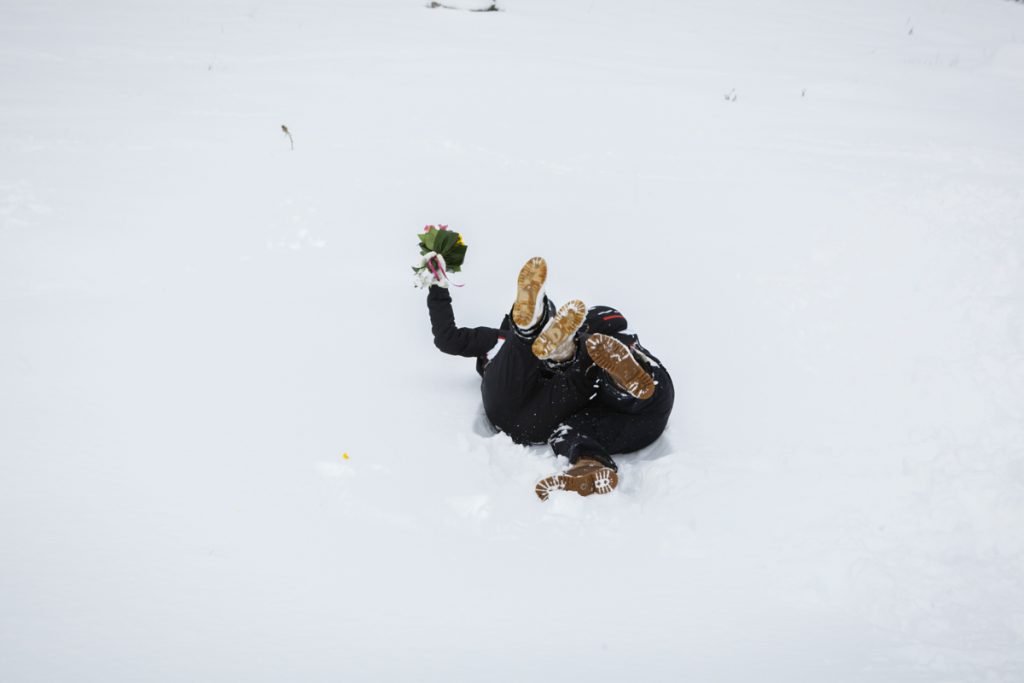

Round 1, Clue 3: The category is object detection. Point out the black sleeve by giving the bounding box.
[427,287,501,358]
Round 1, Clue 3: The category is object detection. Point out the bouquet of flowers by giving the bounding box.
[413,224,468,288]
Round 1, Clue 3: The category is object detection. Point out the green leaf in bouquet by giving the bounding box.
[433,229,457,256]
[420,228,438,252]
[445,242,467,272]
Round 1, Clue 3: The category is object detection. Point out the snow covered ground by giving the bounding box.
[2,0,1024,680]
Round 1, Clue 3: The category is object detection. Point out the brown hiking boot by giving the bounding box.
[532,299,586,360]
[585,333,655,399]
[512,257,548,329]
[535,458,619,501]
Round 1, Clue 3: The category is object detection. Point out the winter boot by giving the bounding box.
[535,458,619,501]
[532,299,586,360]
[512,257,548,330]
[585,333,656,399]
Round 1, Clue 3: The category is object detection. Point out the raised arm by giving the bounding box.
[426,287,501,358]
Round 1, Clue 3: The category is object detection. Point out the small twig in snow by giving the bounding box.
[281,124,294,151]
[427,2,500,11]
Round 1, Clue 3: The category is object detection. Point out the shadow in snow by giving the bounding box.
[619,434,674,464]
[472,408,500,437]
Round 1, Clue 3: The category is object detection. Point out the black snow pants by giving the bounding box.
[482,322,674,470]
[546,341,674,471]
[480,328,595,446]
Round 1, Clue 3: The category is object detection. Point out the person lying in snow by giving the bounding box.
[419,254,674,500]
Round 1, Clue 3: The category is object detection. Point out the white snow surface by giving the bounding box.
[3,0,1024,680]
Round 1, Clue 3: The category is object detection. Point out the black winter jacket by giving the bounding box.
[427,287,507,376]
[426,287,634,374]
